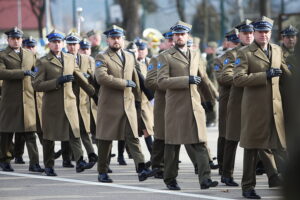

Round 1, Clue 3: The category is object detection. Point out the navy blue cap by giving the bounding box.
[47,30,65,42]
[187,39,193,47]
[163,31,173,39]
[235,19,254,32]
[103,25,125,37]
[225,29,240,43]
[79,38,91,49]
[22,36,37,47]
[253,16,273,31]
[65,32,81,44]
[281,25,298,36]
[135,38,147,50]
[170,21,192,34]
[5,27,23,38]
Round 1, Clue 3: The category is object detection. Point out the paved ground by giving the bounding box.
[0,127,282,200]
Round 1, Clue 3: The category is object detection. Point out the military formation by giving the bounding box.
[0,15,298,199]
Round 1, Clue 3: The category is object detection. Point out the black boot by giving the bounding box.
[117,155,127,165]
[85,153,98,169]
[76,157,88,173]
[118,141,127,165]
[137,163,155,181]
[15,157,25,164]
[29,164,44,172]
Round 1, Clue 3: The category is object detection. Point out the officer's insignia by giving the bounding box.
[223,58,229,65]
[147,64,153,71]
[157,62,162,69]
[234,58,240,66]
[214,65,220,71]
[288,64,293,69]
[95,61,103,67]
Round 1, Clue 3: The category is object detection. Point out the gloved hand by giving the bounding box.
[57,75,75,85]
[189,76,201,85]
[24,70,36,78]
[83,72,90,79]
[126,80,136,88]
[266,68,282,79]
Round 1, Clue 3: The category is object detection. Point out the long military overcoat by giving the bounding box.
[32,52,94,141]
[0,47,36,132]
[233,42,290,149]
[157,47,208,144]
[94,48,141,140]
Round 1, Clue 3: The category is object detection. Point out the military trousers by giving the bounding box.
[222,139,239,178]
[217,136,226,173]
[14,132,43,159]
[151,138,165,170]
[43,130,83,168]
[79,116,95,155]
[164,143,211,185]
[97,119,145,173]
[242,149,279,192]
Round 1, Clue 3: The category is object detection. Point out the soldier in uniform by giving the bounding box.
[94,25,153,183]
[87,30,102,58]
[0,27,43,173]
[145,31,174,179]
[65,33,98,169]
[157,21,218,190]
[214,29,240,175]
[220,20,254,186]
[32,30,96,176]
[233,16,290,199]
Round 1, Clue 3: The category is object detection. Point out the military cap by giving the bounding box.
[86,29,101,37]
[135,38,147,50]
[46,29,65,42]
[170,21,192,33]
[5,27,23,38]
[163,31,173,39]
[103,25,125,37]
[22,36,37,47]
[207,41,218,49]
[187,39,193,47]
[225,28,240,43]
[281,25,298,36]
[235,19,254,32]
[65,32,81,44]
[253,16,273,31]
[79,38,91,49]
[126,42,137,53]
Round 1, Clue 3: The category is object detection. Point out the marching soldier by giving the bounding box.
[220,20,254,186]
[65,33,98,168]
[233,16,290,199]
[32,30,96,176]
[214,29,240,175]
[87,30,103,58]
[0,27,43,173]
[157,21,218,190]
[94,25,152,183]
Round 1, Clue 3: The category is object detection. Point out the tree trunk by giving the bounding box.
[38,17,44,38]
[260,0,271,17]
[118,0,140,41]
[176,0,186,21]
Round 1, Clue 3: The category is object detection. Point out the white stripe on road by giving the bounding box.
[0,171,236,200]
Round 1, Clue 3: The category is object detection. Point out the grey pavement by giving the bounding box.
[0,127,282,200]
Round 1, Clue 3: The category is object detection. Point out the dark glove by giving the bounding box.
[91,94,98,105]
[83,72,90,79]
[266,68,282,79]
[189,76,201,85]
[57,75,75,85]
[126,80,136,88]
[24,70,36,78]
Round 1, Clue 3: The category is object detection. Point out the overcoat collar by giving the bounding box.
[7,46,21,62]
[249,42,270,63]
[107,48,124,68]
[46,51,63,68]
[168,47,189,65]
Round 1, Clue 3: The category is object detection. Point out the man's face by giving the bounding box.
[107,36,124,51]
[137,48,148,60]
[282,35,297,49]
[67,43,80,54]
[79,48,91,56]
[254,30,271,46]
[88,34,101,46]
[239,31,254,45]
[8,37,22,49]
[173,32,188,48]
[48,40,64,53]
[24,46,37,54]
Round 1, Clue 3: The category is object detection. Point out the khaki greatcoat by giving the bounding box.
[0,47,36,132]
[94,48,141,140]
[233,42,290,149]
[32,52,95,141]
